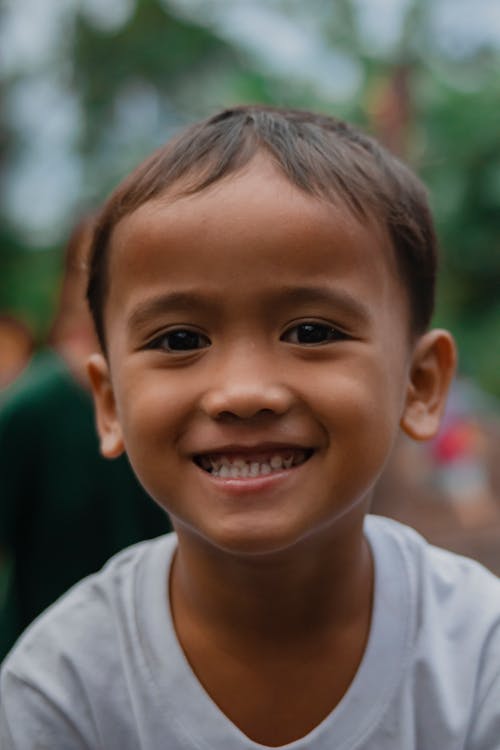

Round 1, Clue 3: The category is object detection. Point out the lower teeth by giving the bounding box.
[215,462,275,478]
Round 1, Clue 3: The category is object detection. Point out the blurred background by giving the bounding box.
[2,0,500,373]
[1,0,499,649]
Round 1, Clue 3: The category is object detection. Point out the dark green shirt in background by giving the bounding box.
[0,350,171,660]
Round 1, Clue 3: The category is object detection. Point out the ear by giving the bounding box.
[87,353,125,458]
[400,329,456,441]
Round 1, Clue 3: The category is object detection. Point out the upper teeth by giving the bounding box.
[198,452,306,478]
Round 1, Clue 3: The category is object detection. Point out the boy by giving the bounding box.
[1,105,499,749]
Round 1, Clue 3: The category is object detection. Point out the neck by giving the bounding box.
[170,512,373,648]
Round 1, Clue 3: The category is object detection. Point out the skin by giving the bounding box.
[88,155,456,746]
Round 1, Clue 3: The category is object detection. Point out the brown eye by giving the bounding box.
[149,329,211,352]
[281,323,348,345]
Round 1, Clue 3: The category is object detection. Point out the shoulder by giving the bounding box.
[366,514,500,744]
[366,513,500,611]
[0,534,176,747]
[366,513,500,633]
[1,534,174,684]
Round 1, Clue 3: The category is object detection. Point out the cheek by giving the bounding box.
[115,371,192,454]
[310,361,405,448]
[114,377,190,508]
[307,370,403,504]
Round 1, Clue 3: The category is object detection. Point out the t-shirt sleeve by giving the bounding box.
[465,628,500,749]
[0,665,94,750]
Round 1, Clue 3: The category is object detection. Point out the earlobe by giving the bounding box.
[400,329,457,441]
[87,353,125,458]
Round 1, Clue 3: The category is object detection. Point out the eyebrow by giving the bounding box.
[127,285,371,331]
[127,291,215,331]
[275,285,371,324]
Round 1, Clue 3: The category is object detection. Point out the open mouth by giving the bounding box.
[193,449,314,479]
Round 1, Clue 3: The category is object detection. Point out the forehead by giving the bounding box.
[106,157,407,328]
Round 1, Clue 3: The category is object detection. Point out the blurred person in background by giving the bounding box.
[0,315,34,392]
[0,217,171,661]
[428,378,499,528]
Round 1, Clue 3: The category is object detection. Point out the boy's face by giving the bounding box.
[89,156,447,557]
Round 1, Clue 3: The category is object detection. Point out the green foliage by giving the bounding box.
[0,227,60,339]
[73,0,238,149]
[1,0,499,395]
[419,75,500,393]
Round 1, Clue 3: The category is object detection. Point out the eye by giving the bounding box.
[147,328,211,352]
[281,322,348,345]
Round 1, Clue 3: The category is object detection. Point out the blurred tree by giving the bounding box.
[420,78,500,394]
[73,0,249,193]
[305,0,500,395]
[1,0,499,394]
[0,0,279,339]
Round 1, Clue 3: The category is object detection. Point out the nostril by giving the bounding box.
[215,407,280,422]
[216,410,240,421]
[201,384,293,421]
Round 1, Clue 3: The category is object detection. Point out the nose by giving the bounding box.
[199,352,294,421]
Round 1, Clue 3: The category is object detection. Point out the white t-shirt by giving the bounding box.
[1,515,499,750]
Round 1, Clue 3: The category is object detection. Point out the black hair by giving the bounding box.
[87,104,437,349]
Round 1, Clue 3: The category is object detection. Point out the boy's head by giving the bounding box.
[86,105,455,556]
[87,105,437,351]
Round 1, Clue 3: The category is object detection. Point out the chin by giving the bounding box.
[177,514,318,560]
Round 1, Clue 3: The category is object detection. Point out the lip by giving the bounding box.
[191,441,314,457]
[197,464,312,496]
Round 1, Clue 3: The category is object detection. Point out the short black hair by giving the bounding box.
[87,104,437,350]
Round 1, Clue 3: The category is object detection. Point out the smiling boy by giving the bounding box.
[1,106,499,749]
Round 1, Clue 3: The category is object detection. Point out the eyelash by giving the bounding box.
[145,321,349,353]
[280,322,349,346]
[146,328,211,352]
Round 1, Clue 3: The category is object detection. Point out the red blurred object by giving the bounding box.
[432,420,479,464]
